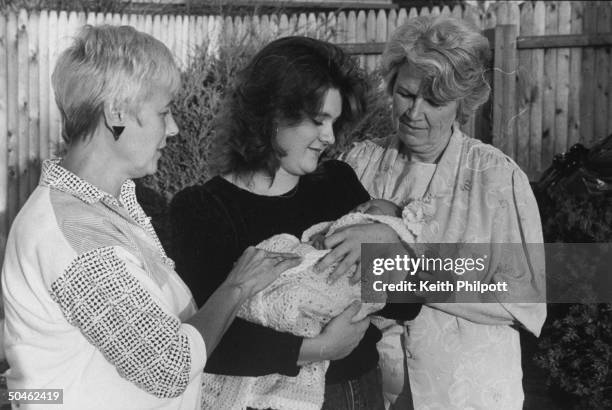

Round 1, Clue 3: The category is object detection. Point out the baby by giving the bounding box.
[309,199,402,250]
[354,198,403,216]
[201,199,417,410]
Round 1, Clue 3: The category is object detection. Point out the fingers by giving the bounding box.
[255,257,301,290]
[266,254,301,268]
[272,256,302,272]
[317,301,372,360]
[342,300,362,317]
[233,246,264,269]
[327,249,360,284]
[242,248,297,261]
[315,240,350,273]
[231,247,301,289]
[242,250,299,268]
[265,251,301,259]
[246,253,303,295]
[316,226,361,275]
[327,260,351,284]
[341,301,370,326]
[322,230,347,249]
[351,316,371,329]
[261,253,301,284]
[238,249,301,273]
[241,246,259,259]
[348,262,361,285]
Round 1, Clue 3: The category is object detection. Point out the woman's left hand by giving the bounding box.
[315,223,399,284]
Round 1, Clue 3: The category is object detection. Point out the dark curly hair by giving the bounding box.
[210,36,368,177]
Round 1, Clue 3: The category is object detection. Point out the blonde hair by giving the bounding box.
[382,16,491,124]
[52,25,180,144]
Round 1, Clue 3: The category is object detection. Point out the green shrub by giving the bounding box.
[534,182,612,409]
[140,35,268,202]
[535,303,612,409]
[137,21,278,246]
[1,0,133,13]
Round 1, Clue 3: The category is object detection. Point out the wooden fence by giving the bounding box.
[1,1,612,260]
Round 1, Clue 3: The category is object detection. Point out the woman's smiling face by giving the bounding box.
[392,63,458,163]
[275,88,342,176]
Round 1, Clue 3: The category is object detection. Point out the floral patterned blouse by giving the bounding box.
[342,126,546,410]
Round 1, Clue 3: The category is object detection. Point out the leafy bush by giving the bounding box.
[535,303,612,409]
[136,20,279,245]
[1,0,134,13]
[140,29,273,202]
[533,176,612,408]
[537,189,612,244]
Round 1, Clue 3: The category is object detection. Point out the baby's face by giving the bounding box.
[364,204,389,216]
[363,199,401,217]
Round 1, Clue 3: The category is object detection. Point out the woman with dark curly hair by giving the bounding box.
[170,37,417,409]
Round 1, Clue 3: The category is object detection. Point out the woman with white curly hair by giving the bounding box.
[317,16,546,409]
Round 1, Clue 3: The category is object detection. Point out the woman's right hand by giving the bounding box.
[298,301,370,364]
[223,246,302,299]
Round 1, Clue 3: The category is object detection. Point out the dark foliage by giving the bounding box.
[533,136,612,409]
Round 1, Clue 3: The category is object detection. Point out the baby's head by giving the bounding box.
[359,199,401,217]
[325,199,401,237]
[302,199,408,249]
[303,198,416,250]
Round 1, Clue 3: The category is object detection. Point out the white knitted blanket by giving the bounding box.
[201,212,418,410]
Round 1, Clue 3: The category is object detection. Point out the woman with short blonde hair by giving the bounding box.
[1,25,299,410]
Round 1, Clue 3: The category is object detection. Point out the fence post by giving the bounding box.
[0,13,7,269]
[492,24,518,158]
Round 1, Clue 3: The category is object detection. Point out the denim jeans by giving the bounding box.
[321,366,385,410]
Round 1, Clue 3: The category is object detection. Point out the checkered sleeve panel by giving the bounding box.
[50,246,192,398]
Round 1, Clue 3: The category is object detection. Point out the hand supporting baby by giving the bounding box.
[311,199,405,283]
[310,199,401,251]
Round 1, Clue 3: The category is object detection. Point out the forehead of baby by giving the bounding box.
[363,204,388,216]
[327,213,376,235]
[364,199,400,216]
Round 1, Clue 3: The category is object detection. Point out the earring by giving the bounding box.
[112,126,125,140]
